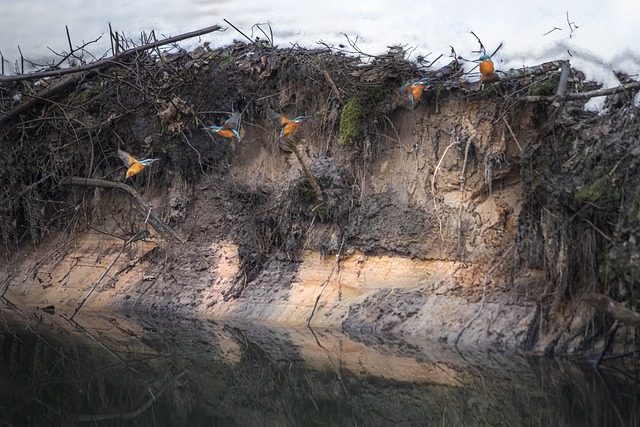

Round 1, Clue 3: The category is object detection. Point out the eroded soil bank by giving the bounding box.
[1,41,639,359]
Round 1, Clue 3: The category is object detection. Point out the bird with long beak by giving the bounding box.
[205,111,242,140]
[270,111,311,138]
[479,54,496,82]
[117,149,160,180]
[400,78,431,109]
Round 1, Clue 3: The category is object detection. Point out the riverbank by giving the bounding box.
[1,40,639,359]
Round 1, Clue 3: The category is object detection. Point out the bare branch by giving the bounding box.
[62,177,186,244]
[0,24,223,83]
[524,81,640,103]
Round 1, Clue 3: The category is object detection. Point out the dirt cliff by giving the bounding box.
[1,41,639,358]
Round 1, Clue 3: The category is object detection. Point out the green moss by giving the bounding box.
[73,85,101,103]
[528,78,559,96]
[217,54,235,70]
[575,176,610,203]
[366,85,383,110]
[339,97,365,147]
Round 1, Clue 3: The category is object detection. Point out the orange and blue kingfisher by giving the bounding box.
[479,54,496,81]
[270,111,311,138]
[117,149,160,180]
[400,78,431,109]
[205,111,242,140]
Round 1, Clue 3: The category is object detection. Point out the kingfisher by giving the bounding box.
[205,111,242,140]
[117,149,160,180]
[270,111,311,138]
[479,54,496,81]
[400,78,431,109]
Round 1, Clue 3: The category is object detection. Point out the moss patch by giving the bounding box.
[575,176,610,203]
[528,78,560,96]
[339,97,365,147]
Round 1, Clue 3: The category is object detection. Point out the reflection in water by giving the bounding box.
[0,307,638,426]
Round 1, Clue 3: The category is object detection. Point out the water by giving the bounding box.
[1,307,638,426]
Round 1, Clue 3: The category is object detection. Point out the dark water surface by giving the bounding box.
[0,307,638,426]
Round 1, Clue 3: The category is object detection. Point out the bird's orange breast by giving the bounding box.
[480,60,494,77]
[217,129,238,139]
[411,84,424,102]
[282,122,299,137]
[126,162,145,178]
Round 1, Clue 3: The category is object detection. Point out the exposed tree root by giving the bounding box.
[62,177,186,244]
[583,293,640,328]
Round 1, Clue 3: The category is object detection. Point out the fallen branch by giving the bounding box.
[0,72,87,126]
[583,293,640,328]
[0,25,223,126]
[524,81,640,103]
[62,177,186,243]
[0,25,223,83]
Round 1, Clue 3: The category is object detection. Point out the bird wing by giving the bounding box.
[222,112,241,130]
[117,149,137,167]
[270,111,290,127]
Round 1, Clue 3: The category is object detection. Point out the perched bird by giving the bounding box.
[400,78,431,109]
[479,54,496,81]
[205,111,242,140]
[270,111,311,138]
[117,149,159,180]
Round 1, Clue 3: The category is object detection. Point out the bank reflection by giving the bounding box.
[0,308,638,426]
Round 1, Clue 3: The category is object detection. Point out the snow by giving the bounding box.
[1,0,638,110]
